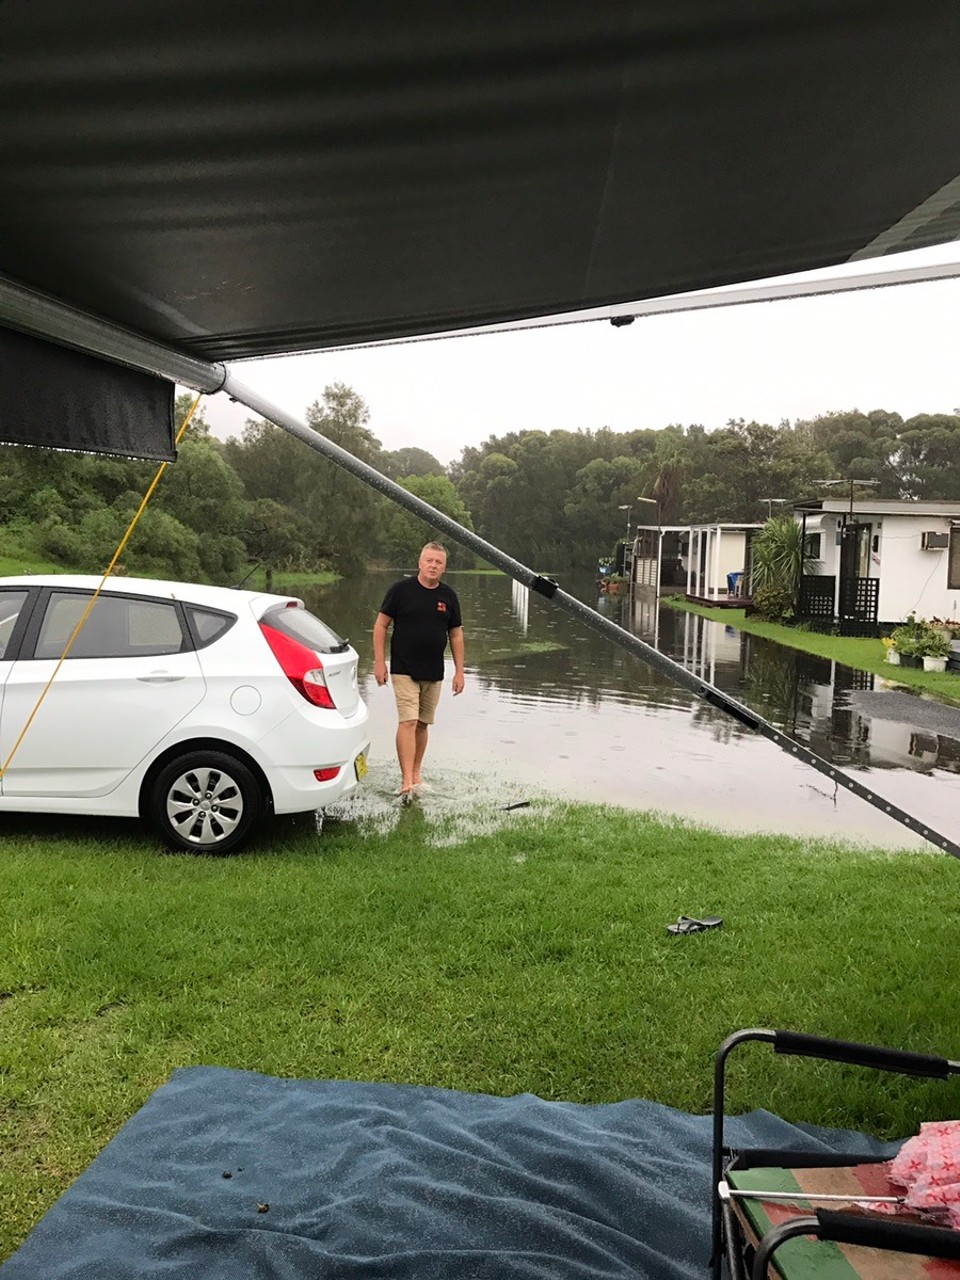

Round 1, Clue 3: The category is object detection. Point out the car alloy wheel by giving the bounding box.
[150,751,262,854]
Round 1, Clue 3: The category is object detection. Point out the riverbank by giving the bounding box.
[0,549,64,577]
[663,596,960,705]
[1,800,957,1261]
[0,553,340,592]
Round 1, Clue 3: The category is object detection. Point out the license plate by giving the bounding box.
[354,751,368,781]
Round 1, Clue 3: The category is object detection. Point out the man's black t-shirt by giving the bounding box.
[379,576,462,682]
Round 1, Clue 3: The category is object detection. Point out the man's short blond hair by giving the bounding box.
[421,541,447,557]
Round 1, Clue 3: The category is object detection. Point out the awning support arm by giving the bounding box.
[0,273,227,394]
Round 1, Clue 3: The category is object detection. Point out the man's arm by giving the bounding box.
[373,612,392,686]
[449,625,465,695]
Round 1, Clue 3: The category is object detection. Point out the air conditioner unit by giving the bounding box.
[921,531,949,550]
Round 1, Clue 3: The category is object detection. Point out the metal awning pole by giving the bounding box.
[0,274,227,394]
[1,274,957,859]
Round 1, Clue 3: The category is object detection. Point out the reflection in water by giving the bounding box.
[625,591,960,777]
[511,578,529,635]
[301,571,960,849]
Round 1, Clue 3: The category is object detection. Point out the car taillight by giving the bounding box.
[259,622,336,709]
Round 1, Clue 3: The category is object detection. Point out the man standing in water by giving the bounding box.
[373,542,465,795]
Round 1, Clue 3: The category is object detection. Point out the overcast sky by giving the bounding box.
[196,243,960,466]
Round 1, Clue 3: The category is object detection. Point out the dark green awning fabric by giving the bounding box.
[0,328,175,460]
[1,0,959,369]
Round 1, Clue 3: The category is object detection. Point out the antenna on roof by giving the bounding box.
[758,497,789,518]
[816,478,880,518]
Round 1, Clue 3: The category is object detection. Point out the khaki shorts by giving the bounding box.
[391,674,442,724]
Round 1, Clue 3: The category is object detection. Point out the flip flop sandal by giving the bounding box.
[667,916,723,935]
[678,915,723,929]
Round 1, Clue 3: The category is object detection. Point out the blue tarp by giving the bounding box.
[0,1066,897,1279]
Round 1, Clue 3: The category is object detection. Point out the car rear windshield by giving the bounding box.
[261,603,348,654]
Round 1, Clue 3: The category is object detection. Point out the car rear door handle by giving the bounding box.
[136,672,186,683]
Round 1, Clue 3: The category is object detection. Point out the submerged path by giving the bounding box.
[850,689,960,740]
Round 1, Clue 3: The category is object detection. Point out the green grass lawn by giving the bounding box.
[3,803,960,1260]
[664,598,960,704]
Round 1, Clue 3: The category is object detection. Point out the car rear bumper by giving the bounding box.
[264,740,371,814]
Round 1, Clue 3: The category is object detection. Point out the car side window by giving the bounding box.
[35,592,186,659]
[184,605,236,649]
[0,590,28,659]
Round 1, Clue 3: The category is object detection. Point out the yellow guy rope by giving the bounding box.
[0,394,203,782]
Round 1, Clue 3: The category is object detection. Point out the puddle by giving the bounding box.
[321,757,552,845]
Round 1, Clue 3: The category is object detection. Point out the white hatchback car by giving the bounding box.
[0,576,370,853]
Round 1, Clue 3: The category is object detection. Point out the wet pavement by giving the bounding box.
[850,689,960,738]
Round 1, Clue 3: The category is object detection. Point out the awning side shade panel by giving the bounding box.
[0,327,175,461]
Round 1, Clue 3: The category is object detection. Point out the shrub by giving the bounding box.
[751,582,795,620]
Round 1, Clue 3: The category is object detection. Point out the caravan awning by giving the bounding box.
[2,0,960,372]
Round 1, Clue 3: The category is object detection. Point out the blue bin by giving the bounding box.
[726,571,743,595]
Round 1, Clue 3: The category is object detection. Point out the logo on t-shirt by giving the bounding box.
[437,601,447,613]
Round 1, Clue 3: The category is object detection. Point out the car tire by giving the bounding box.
[148,751,263,855]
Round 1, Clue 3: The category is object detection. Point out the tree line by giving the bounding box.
[2,389,959,581]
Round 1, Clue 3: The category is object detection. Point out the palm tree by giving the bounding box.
[750,515,805,618]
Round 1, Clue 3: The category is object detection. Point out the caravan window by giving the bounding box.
[803,533,822,560]
[950,528,960,590]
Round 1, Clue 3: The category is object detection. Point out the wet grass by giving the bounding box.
[665,598,960,704]
[2,801,960,1260]
[0,551,67,577]
[0,555,339,590]
[231,566,339,589]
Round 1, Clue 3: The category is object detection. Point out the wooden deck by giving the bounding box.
[684,594,751,609]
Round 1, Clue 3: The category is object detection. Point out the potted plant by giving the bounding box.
[919,629,952,672]
[890,616,925,668]
[892,616,953,670]
[881,635,900,665]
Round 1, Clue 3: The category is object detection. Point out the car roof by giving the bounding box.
[0,575,299,612]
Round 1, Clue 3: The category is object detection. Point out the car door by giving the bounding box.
[0,588,206,798]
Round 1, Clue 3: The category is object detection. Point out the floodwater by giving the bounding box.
[302,571,960,851]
